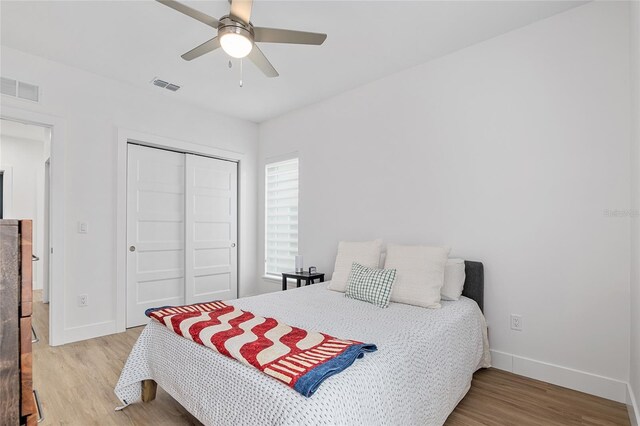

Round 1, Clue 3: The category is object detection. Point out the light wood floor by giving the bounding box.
[32,292,630,425]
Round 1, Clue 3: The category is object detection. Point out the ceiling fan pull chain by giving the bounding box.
[239,58,243,88]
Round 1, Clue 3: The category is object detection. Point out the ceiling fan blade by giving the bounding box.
[247,45,279,78]
[253,27,327,45]
[156,0,219,29]
[181,37,220,61]
[229,0,253,25]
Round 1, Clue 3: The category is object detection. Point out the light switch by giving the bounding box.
[78,222,88,234]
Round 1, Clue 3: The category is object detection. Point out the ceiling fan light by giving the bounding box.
[220,32,253,59]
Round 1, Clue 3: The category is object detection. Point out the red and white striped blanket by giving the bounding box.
[145,301,377,397]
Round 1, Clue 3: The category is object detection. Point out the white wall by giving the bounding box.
[258,2,631,401]
[629,0,640,421]
[1,46,259,344]
[0,134,44,222]
[0,127,47,289]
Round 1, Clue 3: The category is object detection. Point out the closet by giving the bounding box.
[126,144,238,327]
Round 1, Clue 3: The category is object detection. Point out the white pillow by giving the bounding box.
[441,258,466,301]
[385,244,450,308]
[378,251,387,268]
[327,240,383,292]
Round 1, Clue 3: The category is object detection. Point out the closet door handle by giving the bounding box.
[230,243,236,248]
[129,246,136,252]
[34,389,44,423]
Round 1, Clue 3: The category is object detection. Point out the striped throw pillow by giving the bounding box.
[345,262,397,308]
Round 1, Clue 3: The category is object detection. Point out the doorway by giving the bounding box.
[126,144,238,327]
[0,118,52,330]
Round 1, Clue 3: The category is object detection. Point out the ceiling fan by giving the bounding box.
[157,0,327,78]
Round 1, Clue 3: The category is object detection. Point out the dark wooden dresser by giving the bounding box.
[1,219,37,425]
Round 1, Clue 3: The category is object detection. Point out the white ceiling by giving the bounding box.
[0,1,584,123]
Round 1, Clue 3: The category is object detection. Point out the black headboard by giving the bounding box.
[462,261,484,312]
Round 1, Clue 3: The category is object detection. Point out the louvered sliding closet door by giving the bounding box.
[127,145,185,327]
[184,154,238,304]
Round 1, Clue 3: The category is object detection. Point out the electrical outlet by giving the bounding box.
[78,294,88,307]
[78,222,88,234]
[510,314,523,331]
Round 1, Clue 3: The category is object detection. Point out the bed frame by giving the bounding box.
[140,260,485,402]
[462,260,484,313]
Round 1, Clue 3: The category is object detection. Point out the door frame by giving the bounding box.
[1,106,66,346]
[43,158,51,303]
[116,128,244,332]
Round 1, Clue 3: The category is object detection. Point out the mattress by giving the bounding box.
[115,282,490,426]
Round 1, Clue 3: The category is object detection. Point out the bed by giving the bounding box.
[115,261,490,425]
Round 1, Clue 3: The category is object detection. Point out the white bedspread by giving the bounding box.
[115,283,490,426]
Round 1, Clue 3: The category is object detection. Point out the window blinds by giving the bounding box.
[265,158,299,276]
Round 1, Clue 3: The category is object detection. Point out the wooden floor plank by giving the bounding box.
[31,291,630,425]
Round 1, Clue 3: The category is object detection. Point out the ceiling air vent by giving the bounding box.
[151,77,181,92]
[152,79,169,88]
[1,77,40,102]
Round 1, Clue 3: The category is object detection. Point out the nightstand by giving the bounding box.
[281,271,325,291]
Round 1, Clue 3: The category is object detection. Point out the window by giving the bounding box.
[265,158,299,277]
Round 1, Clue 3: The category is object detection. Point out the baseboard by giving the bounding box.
[489,349,513,371]
[629,384,639,426]
[59,320,118,346]
[489,350,627,403]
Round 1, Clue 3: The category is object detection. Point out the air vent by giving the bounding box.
[153,79,169,88]
[151,77,181,92]
[18,82,39,102]
[1,77,17,97]
[1,77,39,102]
